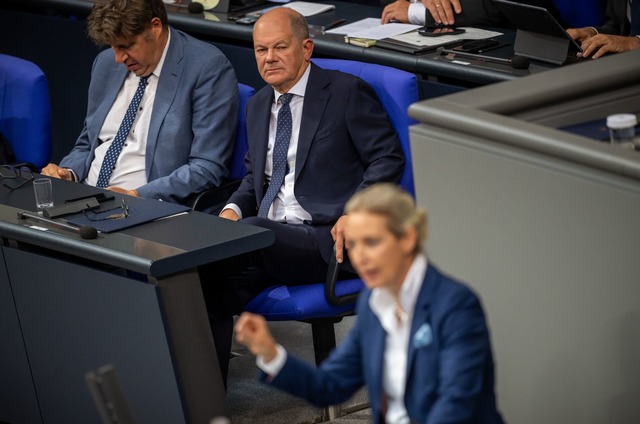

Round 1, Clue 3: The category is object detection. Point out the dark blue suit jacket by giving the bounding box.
[268,264,504,424]
[228,63,404,261]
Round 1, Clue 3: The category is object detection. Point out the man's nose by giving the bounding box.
[265,49,277,62]
[113,48,127,64]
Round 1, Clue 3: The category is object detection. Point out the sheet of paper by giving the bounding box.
[389,27,503,46]
[326,17,420,40]
[281,1,335,16]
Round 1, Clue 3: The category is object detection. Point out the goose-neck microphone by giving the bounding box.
[18,210,98,240]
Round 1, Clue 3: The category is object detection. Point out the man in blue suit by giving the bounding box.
[203,8,405,385]
[42,0,238,204]
[236,184,504,424]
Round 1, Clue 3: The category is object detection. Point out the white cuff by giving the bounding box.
[256,344,287,377]
[408,2,426,25]
[221,203,243,219]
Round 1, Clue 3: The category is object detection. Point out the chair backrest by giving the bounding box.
[552,0,603,27]
[0,54,52,168]
[228,83,255,180]
[311,58,418,196]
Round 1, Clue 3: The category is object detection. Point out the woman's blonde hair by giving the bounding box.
[345,183,427,254]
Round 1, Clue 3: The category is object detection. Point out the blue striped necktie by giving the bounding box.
[96,75,149,188]
[258,93,293,218]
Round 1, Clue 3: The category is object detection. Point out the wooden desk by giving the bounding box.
[0,179,274,424]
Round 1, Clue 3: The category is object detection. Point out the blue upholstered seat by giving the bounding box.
[0,54,52,168]
[189,83,255,212]
[553,0,604,27]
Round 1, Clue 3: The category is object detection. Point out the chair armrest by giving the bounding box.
[187,179,242,214]
[324,245,360,306]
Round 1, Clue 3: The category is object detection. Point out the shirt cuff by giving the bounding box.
[256,344,287,377]
[67,168,78,182]
[408,2,426,25]
[221,203,243,219]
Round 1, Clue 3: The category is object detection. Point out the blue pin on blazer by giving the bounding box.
[413,323,433,349]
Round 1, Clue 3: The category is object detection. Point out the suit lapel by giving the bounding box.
[365,309,387,415]
[295,64,330,179]
[146,28,183,177]
[406,266,435,380]
[249,88,273,202]
[93,60,127,144]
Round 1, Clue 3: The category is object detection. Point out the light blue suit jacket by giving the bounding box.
[60,28,238,204]
[267,264,504,424]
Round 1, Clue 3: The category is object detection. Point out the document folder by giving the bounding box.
[66,196,190,233]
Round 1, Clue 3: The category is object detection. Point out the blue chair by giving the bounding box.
[189,83,255,212]
[553,0,603,27]
[244,59,418,418]
[0,54,52,169]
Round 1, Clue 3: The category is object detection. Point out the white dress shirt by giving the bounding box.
[369,254,427,424]
[255,254,429,424]
[225,64,313,223]
[83,31,171,189]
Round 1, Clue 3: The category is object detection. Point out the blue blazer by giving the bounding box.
[268,264,504,424]
[228,63,404,261]
[60,28,238,204]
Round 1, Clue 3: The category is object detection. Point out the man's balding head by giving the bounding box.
[252,8,314,93]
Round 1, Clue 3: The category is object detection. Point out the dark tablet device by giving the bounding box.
[419,26,466,37]
[493,0,582,53]
[453,39,503,53]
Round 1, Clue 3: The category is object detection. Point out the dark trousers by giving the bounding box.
[199,217,333,387]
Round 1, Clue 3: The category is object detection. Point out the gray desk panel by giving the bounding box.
[7,247,185,424]
[0,249,42,424]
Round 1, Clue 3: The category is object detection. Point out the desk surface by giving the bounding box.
[0,178,274,277]
[14,0,553,86]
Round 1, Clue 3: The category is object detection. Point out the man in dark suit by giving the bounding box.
[567,0,640,58]
[42,0,238,204]
[382,0,504,26]
[205,7,405,385]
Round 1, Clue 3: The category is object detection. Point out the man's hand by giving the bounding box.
[235,312,278,362]
[580,34,640,59]
[566,27,597,42]
[381,0,411,24]
[107,186,139,197]
[41,163,74,181]
[423,0,461,26]
[330,215,349,264]
[220,208,240,221]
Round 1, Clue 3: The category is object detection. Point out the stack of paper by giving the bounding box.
[282,1,336,17]
[326,17,419,41]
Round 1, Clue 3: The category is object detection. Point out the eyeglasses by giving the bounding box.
[1,165,34,191]
[83,199,130,221]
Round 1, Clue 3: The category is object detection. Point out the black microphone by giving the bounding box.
[18,210,98,240]
[187,1,204,13]
[437,46,530,70]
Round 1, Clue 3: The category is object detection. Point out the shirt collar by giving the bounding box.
[272,62,311,103]
[370,254,428,328]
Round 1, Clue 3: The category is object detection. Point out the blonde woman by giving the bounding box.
[235,183,503,424]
